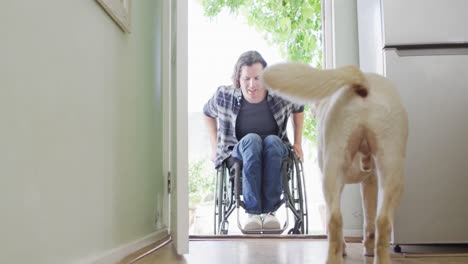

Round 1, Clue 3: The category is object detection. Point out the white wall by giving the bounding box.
[332,0,364,235]
[0,1,165,263]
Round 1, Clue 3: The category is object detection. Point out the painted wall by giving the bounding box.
[332,0,364,234]
[0,1,165,263]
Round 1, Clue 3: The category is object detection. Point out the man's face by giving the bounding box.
[239,62,267,103]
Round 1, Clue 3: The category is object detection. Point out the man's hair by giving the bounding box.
[232,50,267,88]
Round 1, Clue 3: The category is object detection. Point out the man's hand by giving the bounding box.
[204,115,218,164]
[292,143,304,161]
[292,111,304,161]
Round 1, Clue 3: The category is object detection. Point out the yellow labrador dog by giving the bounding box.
[262,63,408,264]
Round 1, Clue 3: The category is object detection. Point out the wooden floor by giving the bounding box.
[130,238,468,264]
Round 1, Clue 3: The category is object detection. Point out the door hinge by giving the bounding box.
[167,171,171,194]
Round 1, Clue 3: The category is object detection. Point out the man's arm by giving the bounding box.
[204,115,218,162]
[292,111,304,160]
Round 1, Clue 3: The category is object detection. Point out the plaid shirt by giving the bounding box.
[203,85,304,168]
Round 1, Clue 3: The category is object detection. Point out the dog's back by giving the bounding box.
[318,73,408,182]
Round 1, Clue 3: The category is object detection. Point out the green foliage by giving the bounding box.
[200,0,321,145]
[201,0,322,67]
[189,159,215,208]
[303,105,317,143]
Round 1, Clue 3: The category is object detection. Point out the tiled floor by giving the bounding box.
[128,237,468,264]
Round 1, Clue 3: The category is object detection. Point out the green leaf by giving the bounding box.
[302,5,314,20]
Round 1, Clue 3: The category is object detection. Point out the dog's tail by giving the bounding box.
[262,62,368,103]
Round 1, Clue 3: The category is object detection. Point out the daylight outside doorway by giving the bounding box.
[188,0,325,236]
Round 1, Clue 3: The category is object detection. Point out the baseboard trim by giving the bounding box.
[124,236,172,264]
[77,228,169,264]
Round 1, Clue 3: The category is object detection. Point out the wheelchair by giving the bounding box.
[213,144,308,235]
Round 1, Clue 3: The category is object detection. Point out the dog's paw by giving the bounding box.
[326,256,343,264]
[363,233,375,256]
[373,257,391,264]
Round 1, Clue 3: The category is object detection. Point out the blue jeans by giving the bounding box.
[231,133,288,214]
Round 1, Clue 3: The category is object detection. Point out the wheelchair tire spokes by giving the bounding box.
[214,164,227,235]
[214,162,236,235]
[287,154,308,234]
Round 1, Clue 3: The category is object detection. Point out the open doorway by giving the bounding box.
[187,0,325,236]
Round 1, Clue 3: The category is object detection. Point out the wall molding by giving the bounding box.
[75,229,169,264]
[96,0,132,32]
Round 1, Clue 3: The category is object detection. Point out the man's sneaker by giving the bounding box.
[243,214,262,231]
[262,212,281,230]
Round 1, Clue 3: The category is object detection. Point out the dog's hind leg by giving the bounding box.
[360,172,378,256]
[323,157,346,264]
[374,154,405,264]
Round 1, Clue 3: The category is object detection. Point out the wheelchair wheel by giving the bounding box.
[213,163,232,235]
[285,151,309,234]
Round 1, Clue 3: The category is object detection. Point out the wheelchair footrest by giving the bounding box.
[240,229,284,235]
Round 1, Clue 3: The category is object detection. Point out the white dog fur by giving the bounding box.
[262,63,408,264]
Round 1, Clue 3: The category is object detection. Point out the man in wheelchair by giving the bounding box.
[203,50,304,232]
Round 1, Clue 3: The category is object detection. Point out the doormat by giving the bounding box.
[190,234,327,240]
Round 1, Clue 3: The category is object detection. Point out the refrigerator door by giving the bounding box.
[382,0,468,46]
[384,48,468,244]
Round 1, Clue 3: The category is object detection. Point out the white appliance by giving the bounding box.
[357,0,468,247]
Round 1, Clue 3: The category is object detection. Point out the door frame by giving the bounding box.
[322,0,335,69]
[162,0,189,255]
[162,0,333,253]
[161,0,171,233]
